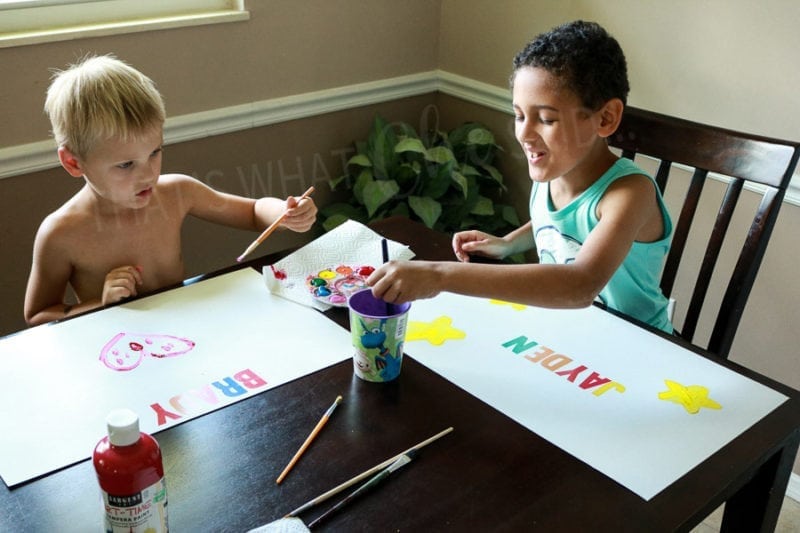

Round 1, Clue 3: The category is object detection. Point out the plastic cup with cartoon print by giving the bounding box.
[348,289,411,382]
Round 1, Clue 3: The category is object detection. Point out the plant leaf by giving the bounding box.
[353,168,373,204]
[501,204,521,226]
[409,196,442,228]
[368,116,398,180]
[470,195,494,216]
[420,159,453,199]
[346,154,372,168]
[451,170,469,199]
[389,202,410,218]
[329,174,348,190]
[322,213,354,231]
[480,164,505,187]
[467,126,496,146]
[459,163,481,177]
[396,161,421,190]
[395,137,426,155]
[363,179,400,217]
[425,146,456,164]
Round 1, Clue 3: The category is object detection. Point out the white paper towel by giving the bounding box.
[263,220,415,310]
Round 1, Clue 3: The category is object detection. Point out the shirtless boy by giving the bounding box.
[25,55,317,326]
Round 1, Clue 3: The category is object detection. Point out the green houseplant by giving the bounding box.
[321,115,519,235]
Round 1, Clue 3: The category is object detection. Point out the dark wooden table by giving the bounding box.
[2,216,799,532]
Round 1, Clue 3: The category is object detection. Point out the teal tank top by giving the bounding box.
[529,158,674,333]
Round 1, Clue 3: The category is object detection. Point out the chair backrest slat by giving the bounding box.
[609,106,799,359]
[660,168,707,298]
[682,178,743,342]
[708,185,790,357]
[654,159,672,194]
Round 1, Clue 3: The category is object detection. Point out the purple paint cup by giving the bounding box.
[348,289,411,382]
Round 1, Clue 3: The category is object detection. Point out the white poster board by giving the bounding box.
[404,292,788,500]
[0,269,352,487]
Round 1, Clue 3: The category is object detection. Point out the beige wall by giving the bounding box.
[2,0,799,477]
[0,0,441,147]
[439,0,800,140]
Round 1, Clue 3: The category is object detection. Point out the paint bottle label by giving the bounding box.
[101,477,168,532]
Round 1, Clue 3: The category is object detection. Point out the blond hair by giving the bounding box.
[44,55,165,159]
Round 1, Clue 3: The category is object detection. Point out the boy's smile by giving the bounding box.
[512,67,609,190]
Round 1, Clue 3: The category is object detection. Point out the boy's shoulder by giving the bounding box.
[158,172,196,186]
[156,173,208,194]
[36,190,95,250]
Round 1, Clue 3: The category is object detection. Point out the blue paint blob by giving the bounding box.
[315,286,332,297]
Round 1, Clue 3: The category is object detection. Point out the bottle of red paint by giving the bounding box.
[93,408,169,532]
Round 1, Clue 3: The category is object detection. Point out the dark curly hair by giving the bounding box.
[511,20,629,110]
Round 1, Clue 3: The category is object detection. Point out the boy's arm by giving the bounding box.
[173,174,316,232]
[369,175,659,307]
[23,219,94,326]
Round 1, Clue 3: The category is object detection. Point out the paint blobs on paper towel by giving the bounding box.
[306,265,375,307]
[407,316,466,345]
[658,379,722,414]
[100,333,196,371]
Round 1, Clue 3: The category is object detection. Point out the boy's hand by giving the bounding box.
[102,265,143,305]
[452,230,507,262]
[280,194,317,232]
[367,261,443,304]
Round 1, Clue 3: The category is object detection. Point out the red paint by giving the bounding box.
[270,264,287,280]
[93,410,168,532]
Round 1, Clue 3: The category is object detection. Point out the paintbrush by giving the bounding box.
[237,186,315,262]
[276,395,342,484]
[380,237,391,314]
[284,426,453,518]
[306,450,418,529]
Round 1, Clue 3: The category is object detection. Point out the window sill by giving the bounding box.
[0,9,249,48]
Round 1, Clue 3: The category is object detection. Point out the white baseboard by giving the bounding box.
[788,472,800,502]
[2,68,798,204]
[0,70,440,180]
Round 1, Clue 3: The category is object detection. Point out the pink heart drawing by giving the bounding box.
[99,333,196,371]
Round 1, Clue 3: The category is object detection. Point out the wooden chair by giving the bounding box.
[609,107,799,359]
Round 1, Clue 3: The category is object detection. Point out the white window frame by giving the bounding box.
[0,0,249,48]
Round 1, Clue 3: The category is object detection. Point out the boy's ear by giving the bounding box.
[597,98,624,138]
[57,147,85,177]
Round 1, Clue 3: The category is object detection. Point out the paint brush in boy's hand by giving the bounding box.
[381,238,391,314]
[236,186,315,262]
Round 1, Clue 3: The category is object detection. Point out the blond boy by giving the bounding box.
[25,55,317,326]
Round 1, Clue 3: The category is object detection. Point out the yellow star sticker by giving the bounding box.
[489,299,526,310]
[406,316,466,346]
[657,379,722,414]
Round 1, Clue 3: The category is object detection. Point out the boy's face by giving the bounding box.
[512,67,605,184]
[71,126,164,210]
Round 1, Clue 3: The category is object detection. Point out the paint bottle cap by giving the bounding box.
[106,408,141,447]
